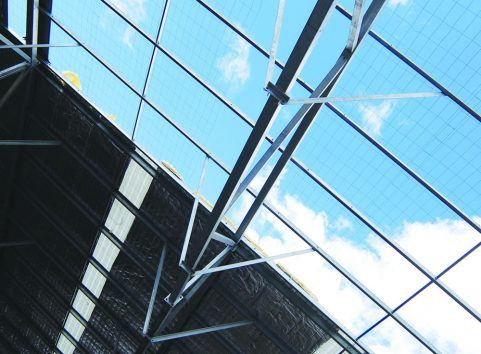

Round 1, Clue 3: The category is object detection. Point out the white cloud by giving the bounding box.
[111,0,146,22]
[388,0,410,6]
[232,167,481,353]
[217,36,251,88]
[122,27,135,49]
[109,0,147,49]
[332,215,353,231]
[358,101,394,136]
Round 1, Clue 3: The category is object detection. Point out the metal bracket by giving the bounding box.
[212,232,235,246]
[265,81,290,104]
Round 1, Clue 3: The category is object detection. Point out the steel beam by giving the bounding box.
[143,243,167,335]
[193,248,313,276]
[264,0,285,87]
[191,0,336,271]
[26,0,40,63]
[195,0,480,246]
[0,32,31,61]
[0,65,29,112]
[185,0,479,252]
[0,0,7,27]
[0,139,60,146]
[286,91,443,105]
[151,320,253,343]
[32,0,40,61]
[211,232,235,247]
[0,43,77,49]
[346,0,364,51]
[179,155,209,268]
[0,240,33,247]
[0,61,28,80]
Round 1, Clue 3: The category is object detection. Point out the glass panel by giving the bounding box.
[333,36,481,217]
[373,0,481,112]
[7,0,27,40]
[48,22,141,136]
[161,0,271,120]
[399,285,481,353]
[442,246,481,316]
[360,317,431,354]
[296,99,479,275]
[51,0,153,91]
[146,50,251,170]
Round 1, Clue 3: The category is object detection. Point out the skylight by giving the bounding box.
[6,0,480,352]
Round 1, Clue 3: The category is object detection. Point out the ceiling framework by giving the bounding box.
[0,0,480,353]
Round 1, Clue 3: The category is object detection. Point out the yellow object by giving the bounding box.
[61,71,82,90]
[106,114,116,121]
[161,160,183,181]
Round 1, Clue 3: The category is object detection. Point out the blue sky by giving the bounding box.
[7,0,481,352]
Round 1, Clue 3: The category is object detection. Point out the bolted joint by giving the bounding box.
[265,82,290,104]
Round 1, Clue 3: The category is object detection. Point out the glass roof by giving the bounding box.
[6,0,481,353]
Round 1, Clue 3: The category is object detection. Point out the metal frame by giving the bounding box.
[0,61,28,80]
[1,0,480,351]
